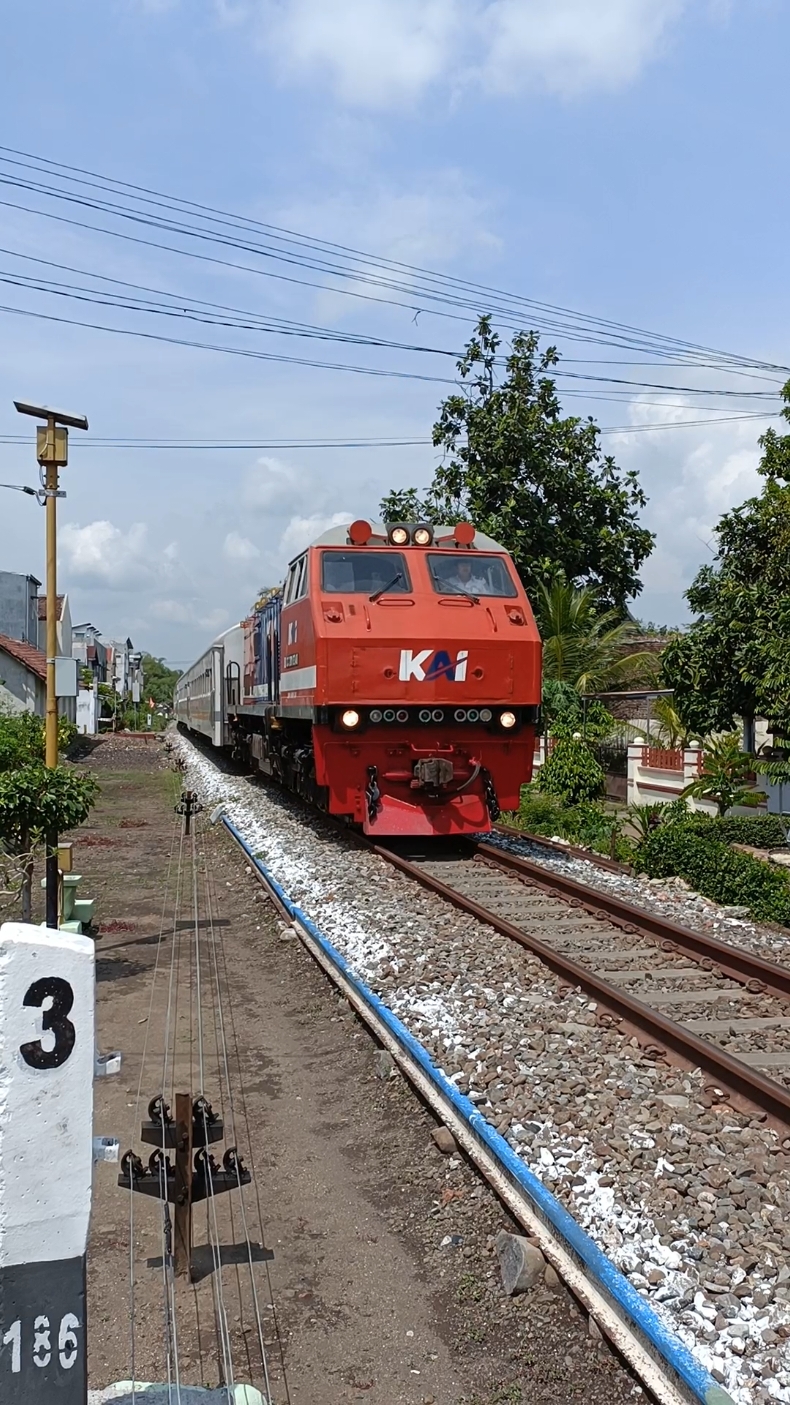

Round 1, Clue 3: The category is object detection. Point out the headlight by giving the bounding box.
[499,710,517,729]
[370,709,383,723]
[389,524,410,545]
[341,709,360,728]
[480,708,492,723]
[413,524,433,546]
[396,709,409,723]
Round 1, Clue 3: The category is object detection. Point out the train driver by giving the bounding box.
[442,556,489,596]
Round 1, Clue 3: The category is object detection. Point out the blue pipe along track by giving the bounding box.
[222,814,734,1405]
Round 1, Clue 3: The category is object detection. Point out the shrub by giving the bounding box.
[506,787,635,863]
[688,812,788,849]
[635,825,790,925]
[509,787,566,834]
[539,738,605,805]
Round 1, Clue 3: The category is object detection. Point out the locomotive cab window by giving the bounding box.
[428,553,518,598]
[321,551,411,595]
[285,554,309,604]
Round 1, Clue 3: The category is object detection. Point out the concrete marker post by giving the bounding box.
[0,919,96,1402]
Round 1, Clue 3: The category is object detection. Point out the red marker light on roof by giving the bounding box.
[454,522,475,546]
[348,519,373,545]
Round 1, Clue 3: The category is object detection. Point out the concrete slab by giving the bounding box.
[89,1386,265,1404]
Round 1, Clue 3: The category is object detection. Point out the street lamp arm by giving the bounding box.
[0,481,39,496]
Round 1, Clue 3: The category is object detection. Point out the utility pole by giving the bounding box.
[14,402,88,929]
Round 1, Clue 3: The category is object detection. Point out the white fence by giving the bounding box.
[625,740,719,814]
[532,737,774,815]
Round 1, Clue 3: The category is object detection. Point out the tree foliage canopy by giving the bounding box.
[0,709,76,770]
[380,318,654,611]
[662,384,790,736]
[536,577,658,694]
[140,654,180,708]
[0,709,98,917]
[0,765,99,849]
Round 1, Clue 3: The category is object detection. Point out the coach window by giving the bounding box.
[321,551,411,595]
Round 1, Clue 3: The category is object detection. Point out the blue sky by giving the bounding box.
[0,0,787,661]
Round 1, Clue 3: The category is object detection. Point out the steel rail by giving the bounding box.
[369,839,790,1128]
[475,840,790,1000]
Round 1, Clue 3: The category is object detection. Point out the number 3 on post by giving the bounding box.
[0,921,95,1402]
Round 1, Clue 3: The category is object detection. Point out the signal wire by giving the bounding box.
[190,820,237,1395]
[194,798,290,1403]
[127,783,181,1402]
[198,816,277,1402]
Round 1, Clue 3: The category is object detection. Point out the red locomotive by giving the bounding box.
[174,520,542,836]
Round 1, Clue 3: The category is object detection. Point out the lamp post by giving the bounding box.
[13,402,88,929]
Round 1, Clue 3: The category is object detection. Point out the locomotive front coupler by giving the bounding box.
[410,757,455,790]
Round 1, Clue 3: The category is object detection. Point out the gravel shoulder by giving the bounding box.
[177,733,790,1405]
[72,735,642,1404]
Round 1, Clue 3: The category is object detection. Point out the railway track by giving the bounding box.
[370,835,790,1127]
[181,733,790,1404]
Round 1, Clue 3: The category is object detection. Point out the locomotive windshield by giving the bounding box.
[321,550,412,594]
[428,553,518,598]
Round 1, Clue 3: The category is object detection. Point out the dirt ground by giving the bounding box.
[67,735,641,1405]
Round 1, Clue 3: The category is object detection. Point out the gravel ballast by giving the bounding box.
[179,735,790,1404]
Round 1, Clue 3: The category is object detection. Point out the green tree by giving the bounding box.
[380,317,654,610]
[536,577,658,694]
[0,709,75,770]
[140,655,180,709]
[662,383,790,738]
[541,680,615,741]
[0,765,99,920]
[681,733,756,816]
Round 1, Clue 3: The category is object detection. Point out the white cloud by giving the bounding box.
[61,520,153,590]
[199,607,231,632]
[242,456,302,514]
[279,510,353,559]
[223,530,261,561]
[481,0,686,97]
[257,0,459,108]
[150,598,192,623]
[610,402,765,622]
[278,170,498,283]
[251,0,689,107]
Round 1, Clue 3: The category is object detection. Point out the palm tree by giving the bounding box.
[536,577,659,695]
[650,695,701,750]
[681,732,757,816]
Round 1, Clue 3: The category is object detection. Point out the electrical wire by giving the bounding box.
[0,414,779,454]
[0,301,458,384]
[0,143,787,378]
[0,246,784,394]
[0,152,781,373]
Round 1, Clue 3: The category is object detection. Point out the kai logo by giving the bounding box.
[399,648,469,683]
